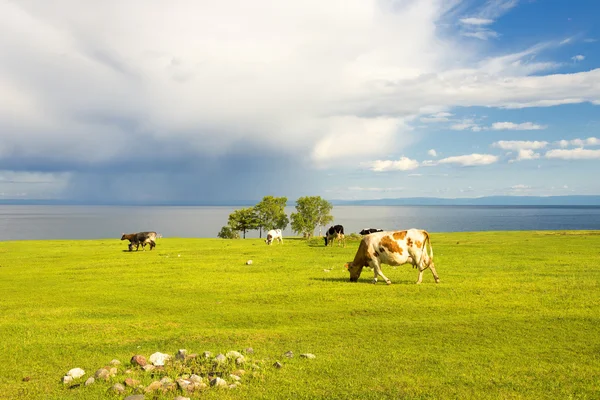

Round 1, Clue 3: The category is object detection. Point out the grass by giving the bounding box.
[0,231,599,399]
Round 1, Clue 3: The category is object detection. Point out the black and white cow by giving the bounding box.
[325,225,345,247]
[265,229,283,245]
[360,228,384,235]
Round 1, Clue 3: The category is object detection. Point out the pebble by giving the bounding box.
[110,359,121,366]
[130,355,147,367]
[284,350,294,358]
[214,354,226,363]
[226,350,242,359]
[174,397,191,400]
[176,349,187,360]
[109,383,125,394]
[84,377,95,386]
[94,368,110,381]
[124,396,145,400]
[189,374,202,383]
[273,361,282,369]
[301,353,316,359]
[210,377,227,387]
[62,376,73,384]
[149,352,171,366]
[67,368,85,379]
[245,347,254,354]
[246,260,253,265]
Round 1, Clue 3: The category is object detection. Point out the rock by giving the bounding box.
[189,374,202,383]
[109,367,118,376]
[284,350,294,358]
[229,374,241,381]
[229,384,238,389]
[142,364,155,372]
[160,376,173,385]
[149,352,171,366]
[301,353,316,359]
[177,378,191,390]
[202,351,212,358]
[22,376,31,382]
[109,383,125,394]
[130,355,147,367]
[176,349,187,360]
[124,377,140,387]
[273,361,282,369]
[174,396,191,400]
[246,260,253,265]
[110,359,121,366]
[210,377,227,387]
[233,369,246,376]
[84,377,95,386]
[214,354,226,363]
[244,347,254,354]
[94,368,110,381]
[62,375,73,384]
[124,396,145,400]
[226,350,242,359]
[145,381,162,392]
[236,356,245,365]
[67,368,85,379]
[195,382,208,390]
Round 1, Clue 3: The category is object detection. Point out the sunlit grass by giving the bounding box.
[1,231,599,399]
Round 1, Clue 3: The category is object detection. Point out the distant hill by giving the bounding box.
[1,195,600,206]
[330,196,600,206]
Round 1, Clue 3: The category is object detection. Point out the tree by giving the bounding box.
[255,196,290,238]
[227,207,259,239]
[290,196,334,238]
[217,225,239,239]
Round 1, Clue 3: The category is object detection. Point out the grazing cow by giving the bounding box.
[121,231,159,251]
[345,229,439,285]
[265,229,283,245]
[360,228,384,235]
[325,225,345,247]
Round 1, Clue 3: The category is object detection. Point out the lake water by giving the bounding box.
[1,205,600,241]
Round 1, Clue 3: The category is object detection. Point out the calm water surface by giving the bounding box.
[1,205,599,241]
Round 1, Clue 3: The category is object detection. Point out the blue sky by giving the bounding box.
[0,0,599,202]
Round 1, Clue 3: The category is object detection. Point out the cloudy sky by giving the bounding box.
[1,0,599,203]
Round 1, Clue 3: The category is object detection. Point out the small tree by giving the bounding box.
[228,207,259,239]
[255,196,290,238]
[290,196,334,238]
[217,225,240,239]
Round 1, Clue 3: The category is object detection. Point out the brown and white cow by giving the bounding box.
[345,229,440,285]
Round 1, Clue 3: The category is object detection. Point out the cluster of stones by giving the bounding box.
[60,347,284,397]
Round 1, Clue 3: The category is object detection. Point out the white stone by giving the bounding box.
[62,375,73,384]
[67,368,85,379]
[149,352,171,366]
[226,351,242,359]
[210,377,227,387]
[301,353,316,359]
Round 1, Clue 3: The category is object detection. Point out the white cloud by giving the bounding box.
[545,148,600,160]
[492,140,548,151]
[558,137,600,147]
[363,157,420,172]
[491,122,546,130]
[509,149,541,162]
[427,149,437,157]
[572,55,585,62]
[459,18,494,25]
[462,30,499,40]
[437,153,499,167]
[1,0,599,181]
[420,112,453,123]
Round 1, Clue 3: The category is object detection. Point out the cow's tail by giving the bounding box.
[418,231,433,269]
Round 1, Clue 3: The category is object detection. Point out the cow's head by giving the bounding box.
[120,233,126,240]
[345,261,363,282]
[265,234,273,245]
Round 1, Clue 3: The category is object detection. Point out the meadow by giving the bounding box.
[0,231,599,399]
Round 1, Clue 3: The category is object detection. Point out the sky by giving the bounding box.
[1,0,599,203]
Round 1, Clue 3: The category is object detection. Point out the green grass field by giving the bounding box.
[1,231,599,399]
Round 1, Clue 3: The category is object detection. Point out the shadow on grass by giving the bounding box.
[310,277,414,285]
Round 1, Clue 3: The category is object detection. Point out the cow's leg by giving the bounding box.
[429,264,440,283]
[371,260,391,285]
